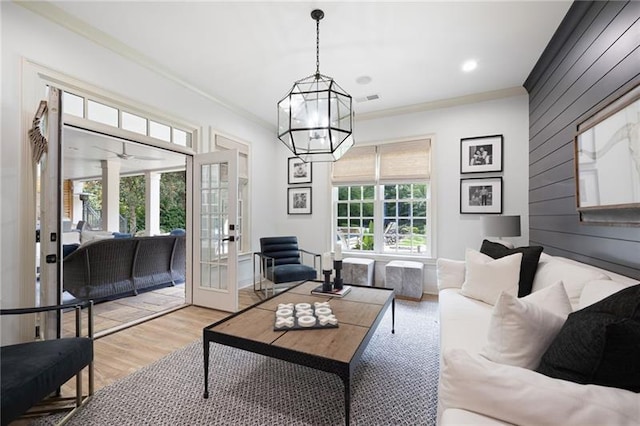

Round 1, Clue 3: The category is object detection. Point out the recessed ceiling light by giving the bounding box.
[462,60,478,72]
[356,75,372,85]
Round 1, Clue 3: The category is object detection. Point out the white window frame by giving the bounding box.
[332,138,433,258]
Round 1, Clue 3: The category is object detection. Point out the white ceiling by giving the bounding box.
[44,1,572,127]
[63,127,186,180]
[41,1,572,179]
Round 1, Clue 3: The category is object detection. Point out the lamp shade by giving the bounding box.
[481,215,521,238]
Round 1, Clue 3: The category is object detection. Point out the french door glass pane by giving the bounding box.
[199,161,231,291]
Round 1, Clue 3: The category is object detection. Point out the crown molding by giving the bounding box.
[355,86,527,122]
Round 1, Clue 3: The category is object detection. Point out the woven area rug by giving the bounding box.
[34,299,439,425]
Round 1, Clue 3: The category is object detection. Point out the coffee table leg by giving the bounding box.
[203,340,210,399]
[343,375,351,426]
[391,297,395,334]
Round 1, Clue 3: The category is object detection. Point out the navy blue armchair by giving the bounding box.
[1,301,94,425]
[253,236,320,297]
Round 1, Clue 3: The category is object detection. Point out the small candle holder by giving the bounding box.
[333,260,343,290]
[322,270,333,292]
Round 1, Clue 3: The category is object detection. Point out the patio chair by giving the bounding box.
[1,300,94,425]
[253,236,320,297]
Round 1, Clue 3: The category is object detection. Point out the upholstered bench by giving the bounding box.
[385,260,424,300]
[342,258,375,286]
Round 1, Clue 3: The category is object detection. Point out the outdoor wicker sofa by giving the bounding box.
[63,235,185,301]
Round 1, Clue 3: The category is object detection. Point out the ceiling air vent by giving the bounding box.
[355,94,380,103]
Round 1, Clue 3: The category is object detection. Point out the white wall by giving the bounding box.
[272,94,531,292]
[0,3,279,328]
[278,95,531,259]
[1,3,530,320]
[359,95,531,259]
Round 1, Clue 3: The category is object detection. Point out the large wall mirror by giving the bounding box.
[575,83,640,226]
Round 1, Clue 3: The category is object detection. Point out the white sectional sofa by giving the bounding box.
[436,251,640,425]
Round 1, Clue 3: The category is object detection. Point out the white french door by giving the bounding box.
[192,149,239,312]
[39,87,63,338]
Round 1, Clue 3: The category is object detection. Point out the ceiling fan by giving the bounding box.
[95,142,161,161]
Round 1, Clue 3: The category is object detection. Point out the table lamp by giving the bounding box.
[481,215,521,248]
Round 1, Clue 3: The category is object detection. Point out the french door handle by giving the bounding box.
[222,236,235,242]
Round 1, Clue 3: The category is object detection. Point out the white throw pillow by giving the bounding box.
[461,249,522,305]
[436,258,466,290]
[481,291,565,369]
[80,230,114,244]
[440,348,640,426]
[531,258,609,307]
[524,280,572,319]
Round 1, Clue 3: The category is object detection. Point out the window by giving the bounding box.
[121,111,147,135]
[332,139,431,256]
[61,91,194,148]
[87,100,118,126]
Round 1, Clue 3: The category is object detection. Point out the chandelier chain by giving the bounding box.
[315,17,320,77]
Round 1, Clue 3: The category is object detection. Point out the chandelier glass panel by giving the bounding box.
[277,9,354,162]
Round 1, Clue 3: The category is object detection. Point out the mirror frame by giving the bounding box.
[574,83,640,226]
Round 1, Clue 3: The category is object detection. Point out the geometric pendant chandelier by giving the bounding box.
[277,9,354,162]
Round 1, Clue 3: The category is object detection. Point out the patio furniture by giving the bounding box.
[1,301,94,425]
[63,235,185,301]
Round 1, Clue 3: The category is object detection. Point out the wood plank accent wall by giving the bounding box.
[524,1,640,279]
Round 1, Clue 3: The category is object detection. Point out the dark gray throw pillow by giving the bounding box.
[536,283,640,393]
[479,239,543,297]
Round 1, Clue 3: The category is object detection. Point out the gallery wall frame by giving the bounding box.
[288,156,312,184]
[574,83,640,226]
[288,186,312,215]
[460,134,503,174]
[460,177,503,214]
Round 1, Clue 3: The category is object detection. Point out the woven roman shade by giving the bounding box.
[331,140,431,184]
[379,139,430,182]
[331,145,377,184]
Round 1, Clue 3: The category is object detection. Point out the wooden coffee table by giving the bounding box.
[203,280,395,425]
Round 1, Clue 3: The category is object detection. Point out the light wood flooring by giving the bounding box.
[20,288,434,424]
[61,287,262,392]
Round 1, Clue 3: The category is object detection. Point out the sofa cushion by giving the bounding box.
[112,232,132,239]
[439,288,493,356]
[578,279,629,309]
[436,258,466,290]
[440,348,640,426]
[441,408,513,425]
[536,284,640,392]
[480,240,543,297]
[80,230,114,244]
[62,243,80,258]
[461,249,521,305]
[481,290,566,369]
[531,258,609,307]
[1,338,93,425]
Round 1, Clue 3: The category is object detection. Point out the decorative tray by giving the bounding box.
[273,302,339,331]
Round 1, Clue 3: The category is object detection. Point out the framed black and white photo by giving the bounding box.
[288,187,312,215]
[288,157,312,184]
[460,177,502,214]
[460,135,503,174]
